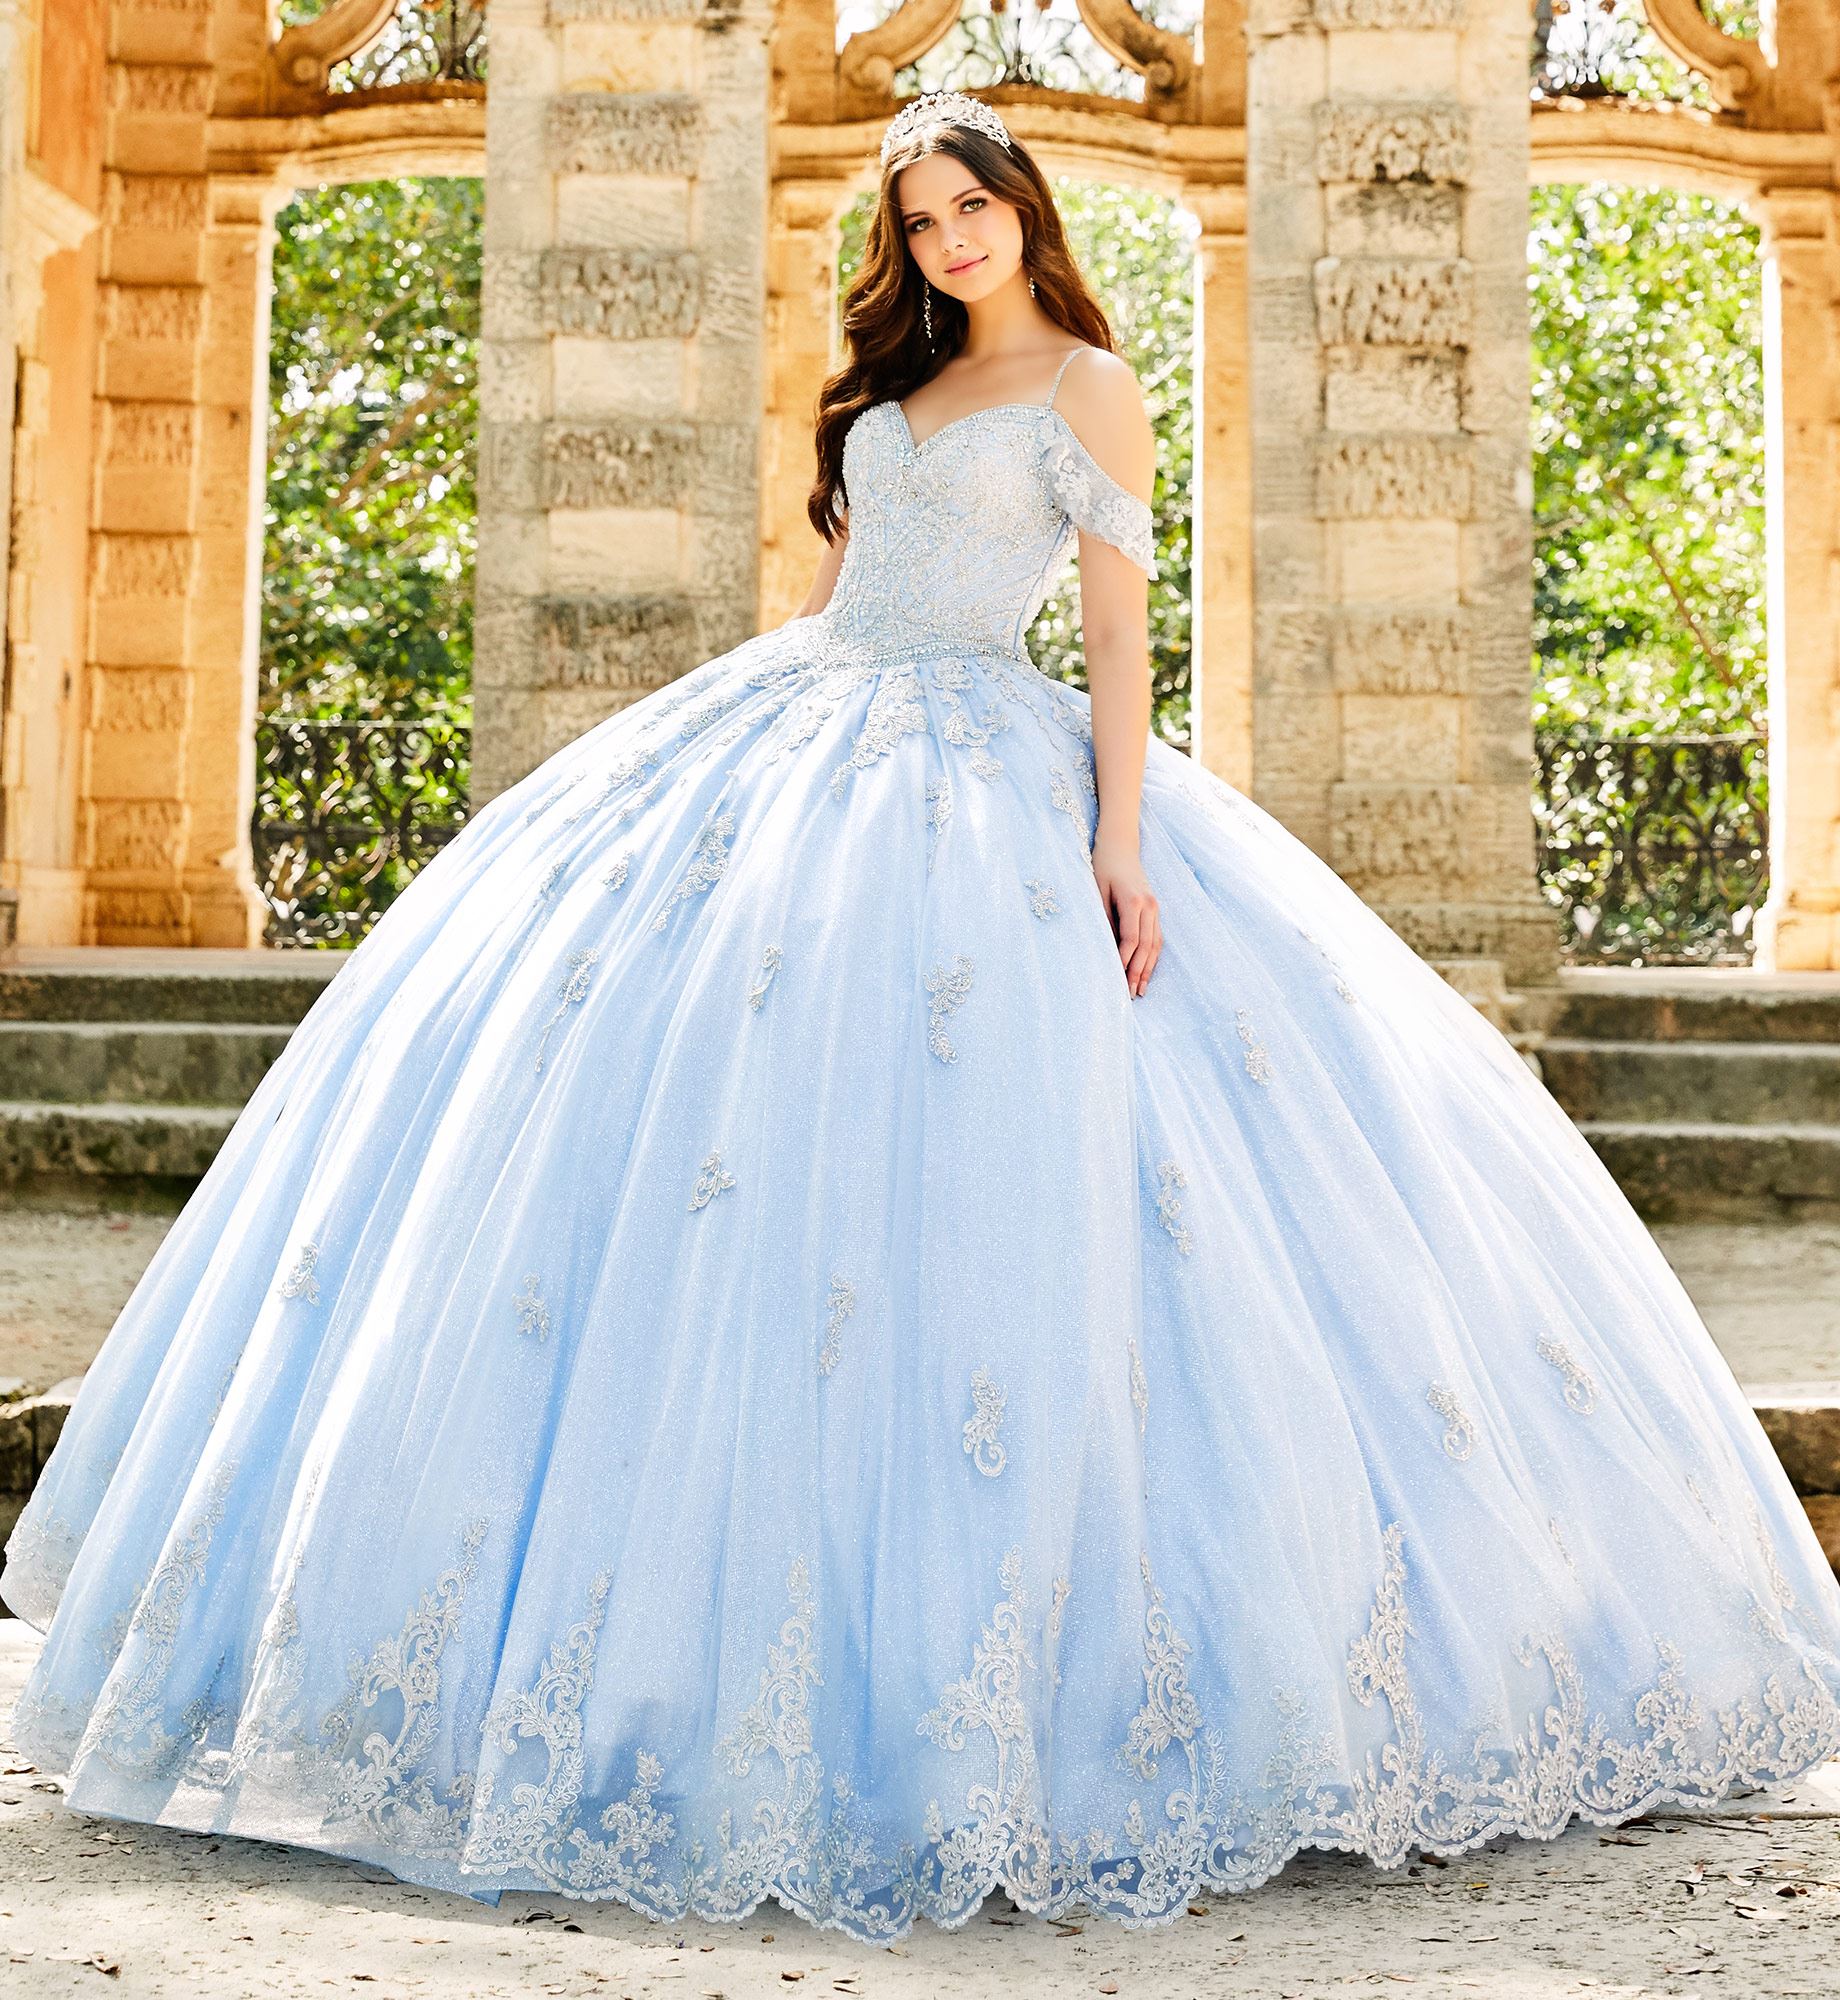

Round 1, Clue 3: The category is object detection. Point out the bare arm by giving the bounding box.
[1055,353,1161,996]
[793,515,850,619]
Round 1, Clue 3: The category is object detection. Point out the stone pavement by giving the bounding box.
[1,1627,1837,1999]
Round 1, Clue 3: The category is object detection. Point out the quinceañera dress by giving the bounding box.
[7,348,1840,1943]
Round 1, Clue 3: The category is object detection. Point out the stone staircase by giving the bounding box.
[0,948,339,1210]
[1518,967,1840,1223]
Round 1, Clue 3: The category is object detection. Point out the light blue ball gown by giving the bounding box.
[6,348,1840,1945]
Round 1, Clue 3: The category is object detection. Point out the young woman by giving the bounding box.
[6,90,1839,1945]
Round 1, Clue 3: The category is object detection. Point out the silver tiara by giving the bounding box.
[879,90,1014,167]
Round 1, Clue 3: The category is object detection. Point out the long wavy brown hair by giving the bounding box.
[806,117,1119,543]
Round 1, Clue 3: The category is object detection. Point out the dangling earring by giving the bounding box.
[1028,272,1037,300]
[922,284,934,343]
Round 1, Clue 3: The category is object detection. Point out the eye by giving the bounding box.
[906,216,930,233]
[961,196,986,213]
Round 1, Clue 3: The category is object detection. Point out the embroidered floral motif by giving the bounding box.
[2,1502,85,1628]
[830,673,929,798]
[1047,1577,1072,1690]
[1425,1383,1477,1462]
[276,1242,321,1304]
[514,1273,553,1343]
[1536,1335,1599,1415]
[524,772,582,824]
[1236,1008,1275,1085]
[818,1276,855,1376]
[1119,1553,1210,1781]
[747,944,784,1012]
[925,956,975,1064]
[78,1459,239,1778]
[941,697,1009,782]
[1297,925,1358,1004]
[1548,1516,1579,1579]
[689,1151,738,1211]
[564,749,658,827]
[962,1367,1008,1477]
[1048,767,1080,820]
[925,779,953,872]
[310,1517,491,1861]
[1127,1337,1148,1436]
[652,810,736,931]
[1154,1160,1193,1255]
[1025,879,1060,920]
[537,857,569,900]
[602,853,631,891]
[535,947,599,1073]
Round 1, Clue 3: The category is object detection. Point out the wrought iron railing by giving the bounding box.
[1533,730,1768,965]
[252,715,470,947]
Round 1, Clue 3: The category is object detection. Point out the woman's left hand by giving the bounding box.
[1092,834,1162,997]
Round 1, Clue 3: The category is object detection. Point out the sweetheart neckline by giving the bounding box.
[883,397,1070,456]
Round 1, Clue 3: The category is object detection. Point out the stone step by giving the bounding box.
[1580,1120,1840,1221]
[0,1020,292,1108]
[1533,968,1840,1045]
[0,946,341,1027]
[0,1100,239,1209]
[1541,1039,1840,1129]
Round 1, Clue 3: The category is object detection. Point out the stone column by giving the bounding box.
[474,0,774,802]
[1185,183,1252,789]
[760,178,849,630]
[1246,0,1554,985]
[1753,190,1840,972]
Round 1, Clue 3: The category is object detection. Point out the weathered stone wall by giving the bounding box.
[473,0,774,801]
[1247,0,1555,983]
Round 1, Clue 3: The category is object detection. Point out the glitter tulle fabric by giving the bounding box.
[7,352,1840,1944]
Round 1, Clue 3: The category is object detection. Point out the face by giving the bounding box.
[893,149,1025,305]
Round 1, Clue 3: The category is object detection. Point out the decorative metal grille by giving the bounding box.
[252,716,470,947]
[1534,731,1768,965]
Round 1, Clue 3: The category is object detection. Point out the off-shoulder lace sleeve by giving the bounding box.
[1042,424,1157,580]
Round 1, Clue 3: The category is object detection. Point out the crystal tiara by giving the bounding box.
[879,90,1014,167]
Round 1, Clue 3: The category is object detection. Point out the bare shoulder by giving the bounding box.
[1053,347,1153,500]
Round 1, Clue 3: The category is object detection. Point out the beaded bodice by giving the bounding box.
[814,379,1158,665]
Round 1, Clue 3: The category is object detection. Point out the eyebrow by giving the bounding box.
[900,183,989,219]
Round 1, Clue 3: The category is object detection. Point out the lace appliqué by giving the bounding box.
[1425,1383,1477,1462]
[535,947,598,1073]
[1235,1008,1275,1085]
[925,780,953,872]
[1153,1160,1194,1255]
[1126,1337,1148,1437]
[652,810,735,931]
[830,672,928,798]
[1048,767,1081,822]
[925,956,975,1064]
[1041,427,1157,579]
[514,1273,553,1343]
[748,945,784,1012]
[276,1242,321,1304]
[1537,1335,1599,1415]
[962,1367,1008,1477]
[1025,879,1060,920]
[818,1276,855,1377]
[602,853,631,892]
[689,1151,738,1211]
[941,696,1009,782]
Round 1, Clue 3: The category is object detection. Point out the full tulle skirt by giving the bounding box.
[6,614,1840,1942]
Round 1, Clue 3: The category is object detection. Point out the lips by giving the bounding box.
[946,255,986,275]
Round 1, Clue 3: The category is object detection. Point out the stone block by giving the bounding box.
[539,593,702,689]
[1253,606,1334,692]
[90,799,189,874]
[1325,31,1460,95]
[546,92,703,176]
[1315,435,1473,517]
[1314,257,1473,346]
[1333,606,1469,693]
[1340,691,1462,780]
[1325,183,1462,258]
[540,419,700,508]
[555,171,692,252]
[539,247,700,338]
[1330,779,1468,884]
[559,22,698,89]
[550,507,681,591]
[1313,0,1465,23]
[1325,349,1461,432]
[1333,518,1460,599]
[90,668,192,735]
[551,335,689,418]
[479,338,552,425]
[1314,101,1468,184]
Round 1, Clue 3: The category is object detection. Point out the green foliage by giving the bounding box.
[262,177,481,729]
[838,176,1195,748]
[1529,181,1765,738]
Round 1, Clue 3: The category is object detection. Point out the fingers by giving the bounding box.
[1114,893,1161,997]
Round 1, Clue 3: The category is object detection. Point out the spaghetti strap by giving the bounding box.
[1045,346,1086,409]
